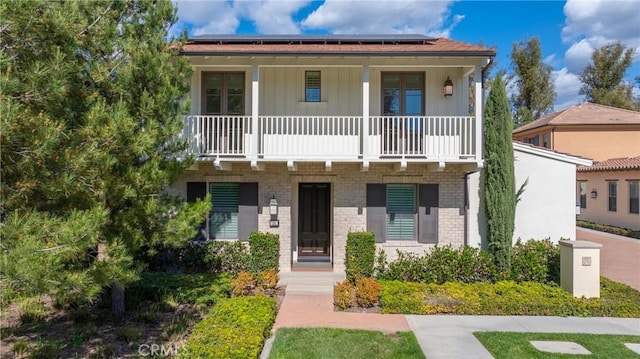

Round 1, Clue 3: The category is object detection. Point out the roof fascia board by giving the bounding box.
[513,142,593,166]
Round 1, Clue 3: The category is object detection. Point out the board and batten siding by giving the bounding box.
[188,65,473,117]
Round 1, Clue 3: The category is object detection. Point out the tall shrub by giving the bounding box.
[484,74,516,273]
[249,232,280,272]
[345,231,376,282]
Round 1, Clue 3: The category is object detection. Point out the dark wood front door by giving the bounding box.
[298,183,330,257]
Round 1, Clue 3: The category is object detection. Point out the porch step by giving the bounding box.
[278,271,345,295]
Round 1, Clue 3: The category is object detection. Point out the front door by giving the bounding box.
[298,183,330,257]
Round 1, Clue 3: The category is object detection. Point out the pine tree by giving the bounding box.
[579,42,636,110]
[0,0,210,313]
[510,37,556,127]
[484,75,516,273]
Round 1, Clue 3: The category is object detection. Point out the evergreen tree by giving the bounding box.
[483,75,516,273]
[0,0,210,313]
[579,42,636,110]
[510,37,556,127]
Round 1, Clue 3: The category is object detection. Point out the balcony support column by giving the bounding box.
[362,65,370,167]
[251,64,260,163]
[474,65,483,164]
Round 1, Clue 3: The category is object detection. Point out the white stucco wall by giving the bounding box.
[467,143,592,247]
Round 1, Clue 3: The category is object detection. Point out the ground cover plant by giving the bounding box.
[577,220,640,239]
[0,272,227,358]
[269,328,425,359]
[378,278,640,317]
[474,332,640,359]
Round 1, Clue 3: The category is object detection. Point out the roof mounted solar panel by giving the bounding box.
[189,34,436,44]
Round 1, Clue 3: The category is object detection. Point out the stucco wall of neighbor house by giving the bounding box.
[187,61,475,117]
[167,162,468,272]
[577,170,640,230]
[552,128,640,161]
[467,145,582,247]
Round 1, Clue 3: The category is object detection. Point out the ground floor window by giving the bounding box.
[386,184,417,240]
[578,181,587,209]
[630,181,639,214]
[209,183,239,239]
[608,181,617,212]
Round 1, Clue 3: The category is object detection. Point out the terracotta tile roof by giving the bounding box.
[180,37,495,56]
[578,156,640,172]
[513,102,640,134]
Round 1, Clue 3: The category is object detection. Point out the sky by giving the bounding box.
[171,0,640,110]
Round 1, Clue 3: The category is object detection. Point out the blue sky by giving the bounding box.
[172,0,640,110]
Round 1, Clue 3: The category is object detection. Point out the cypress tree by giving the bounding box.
[0,0,210,313]
[483,75,516,273]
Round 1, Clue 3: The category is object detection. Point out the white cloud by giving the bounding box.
[553,68,583,110]
[301,0,458,36]
[543,54,557,66]
[234,0,310,34]
[173,0,240,35]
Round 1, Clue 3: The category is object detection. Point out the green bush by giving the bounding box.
[510,238,560,284]
[379,279,640,317]
[182,241,252,275]
[181,296,277,359]
[249,232,280,272]
[377,246,498,284]
[125,272,230,309]
[345,231,376,282]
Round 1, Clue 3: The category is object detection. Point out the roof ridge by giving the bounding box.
[583,101,640,114]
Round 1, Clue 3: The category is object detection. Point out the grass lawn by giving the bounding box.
[474,332,640,358]
[269,328,425,359]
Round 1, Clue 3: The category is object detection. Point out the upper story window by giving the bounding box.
[542,133,549,148]
[305,71,321,102]
[608,181,617,212]
[630,181,639,214]
[202,72,245,115]
[382,72,424,115]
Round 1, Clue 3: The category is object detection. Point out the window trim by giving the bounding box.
[201,71,246,115]
[305,70,321,102]
[608,181,617,212]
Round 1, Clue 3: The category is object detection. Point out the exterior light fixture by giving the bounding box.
[269,195,279,227]
[443,76,454,97]
[590,189,597,198]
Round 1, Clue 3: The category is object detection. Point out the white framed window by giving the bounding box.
[209,183,239,239]
[608,181,617,212]
[578,181,587,209]
[630,181,639,214]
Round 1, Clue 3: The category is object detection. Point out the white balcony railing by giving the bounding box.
[183,115,476,161]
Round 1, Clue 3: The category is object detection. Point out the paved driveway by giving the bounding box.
[576,227,640,291]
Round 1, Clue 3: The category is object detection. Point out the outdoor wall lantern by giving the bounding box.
[269,195,279,227]
[590,189,597,198]
[443,76,454,97]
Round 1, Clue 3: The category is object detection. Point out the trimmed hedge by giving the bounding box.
[377,245,498,284]
[379,278,640,317]
[182,241,251,275]
[125,272,230,309]
[249,232,280,272]
[577,220,640,239]
[511,239,560,284]
[180,296,277,359]
[345,231,376,283]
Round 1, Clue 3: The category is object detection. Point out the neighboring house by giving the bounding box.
[467,142,592,248]
[576,157,640,231]
[513,103,640,232]
[166,34,585,273]
[512,102,640,161]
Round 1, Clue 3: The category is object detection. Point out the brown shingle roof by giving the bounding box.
[578,156,640,172]
[180,37,495,56]
[513,102,640,134]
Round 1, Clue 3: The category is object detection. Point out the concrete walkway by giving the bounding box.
[577,227,640,290]
[407,315,640,359]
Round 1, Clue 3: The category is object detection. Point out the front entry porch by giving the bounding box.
[294,183,332,271]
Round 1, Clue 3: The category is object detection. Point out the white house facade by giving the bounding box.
[166,35,495,272]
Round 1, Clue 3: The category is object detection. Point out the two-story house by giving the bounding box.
[166,34,495,272]
[513,102,640,231]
